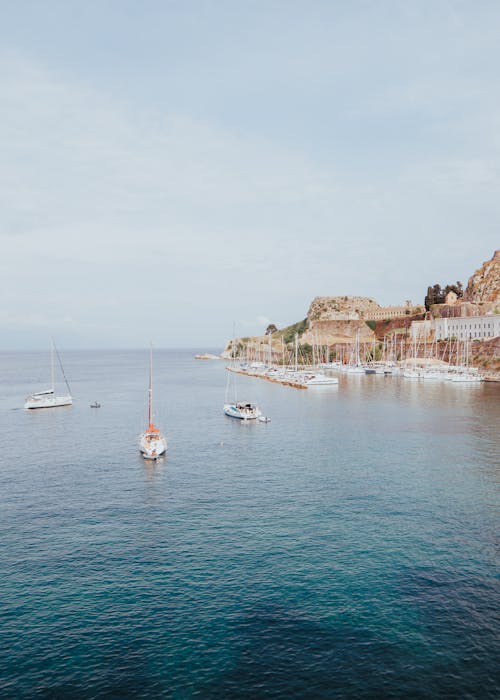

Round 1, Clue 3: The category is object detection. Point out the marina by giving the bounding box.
[226,357,486,389]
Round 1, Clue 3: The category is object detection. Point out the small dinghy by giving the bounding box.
[258,415,271,423]
[90,401,101,408]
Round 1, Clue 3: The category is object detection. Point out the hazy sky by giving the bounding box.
[1,1,499,348]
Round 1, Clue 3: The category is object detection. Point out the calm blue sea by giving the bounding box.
[0,350,499,698]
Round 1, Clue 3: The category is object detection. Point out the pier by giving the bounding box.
[226,366,308,389]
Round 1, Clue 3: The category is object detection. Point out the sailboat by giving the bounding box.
[343,330,366,373]
[403,336,421,379]
[449,339,483,383]
[24,341,72,409]
[139,345,167,459]
[223,334,262,420]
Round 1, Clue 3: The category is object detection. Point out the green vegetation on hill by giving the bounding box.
[424,282,463,310]
[273,318,308,345]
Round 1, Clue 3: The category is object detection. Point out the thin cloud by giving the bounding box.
[0,1,499,347]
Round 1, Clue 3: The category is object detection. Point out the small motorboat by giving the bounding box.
[258,415,271,423]
[90,401,101,408]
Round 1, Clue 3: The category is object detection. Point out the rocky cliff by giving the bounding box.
[302,296,425,345]
[471,337,500,373]
[298,296,380,345]
[300,319,374,346]
[225,295,423,354]
[464,250,500,304]
[307,296,380,322]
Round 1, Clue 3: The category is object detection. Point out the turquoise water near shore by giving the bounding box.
[0,350,499,698]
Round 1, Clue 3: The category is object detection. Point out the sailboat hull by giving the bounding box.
[223,403,261,420]
[139,433,167,459]
[304,374,339,385]
[24,395,73,409]
[344,366,365,374]
[450,374,482,383]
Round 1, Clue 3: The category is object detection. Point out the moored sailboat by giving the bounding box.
[24,341,72,409]
[224,401,262,420]
[224,333,262,420]
[303,372,339,385]
[139,345,167,459]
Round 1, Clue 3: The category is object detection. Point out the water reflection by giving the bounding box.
[141,455,166,480]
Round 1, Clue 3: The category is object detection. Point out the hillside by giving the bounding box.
[464,250,500,304]
[220,252,499,370]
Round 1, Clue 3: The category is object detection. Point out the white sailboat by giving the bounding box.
[139,346,167,459]
[24,341,72,409]
[449,340,483,383]
[343,331,365,373]
[303,372,339,385]
[224,334,262,420]
[224,401,262,420]
[403,336,421,379]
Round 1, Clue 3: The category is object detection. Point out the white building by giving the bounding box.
[434,315,500,341]
[411,320,432,340]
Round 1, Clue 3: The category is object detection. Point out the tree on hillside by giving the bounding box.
[424,286,435,311]
[433,284,444,302]
[265,323,278,335]
[424,281,463,310]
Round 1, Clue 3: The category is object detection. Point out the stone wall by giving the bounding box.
[307,296,380,322]
[431,301,498,318]
[301,319,375,345]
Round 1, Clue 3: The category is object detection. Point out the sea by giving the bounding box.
[0,349,499,699]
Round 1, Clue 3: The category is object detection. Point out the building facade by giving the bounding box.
[433,315,500,341]
[410,320,432,340]
[364,303,424,321]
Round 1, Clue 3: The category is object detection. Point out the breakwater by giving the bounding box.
[226,365,308,389]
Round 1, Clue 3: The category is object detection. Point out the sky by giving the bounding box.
[1,0,499,349]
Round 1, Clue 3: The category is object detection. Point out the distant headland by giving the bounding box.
[219,250,500,376]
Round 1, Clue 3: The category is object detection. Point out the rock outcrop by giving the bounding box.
[307,296,380,322]
[464,250,500,304]
[471,336,500,373]
[302,297,379,344]
[303,296,425,345]
[301,319,374,346]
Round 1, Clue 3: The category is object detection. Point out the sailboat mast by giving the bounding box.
[148,344,153,426]
[51,341,55,393]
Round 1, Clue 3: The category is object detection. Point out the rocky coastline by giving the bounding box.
[219,251,499,378]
